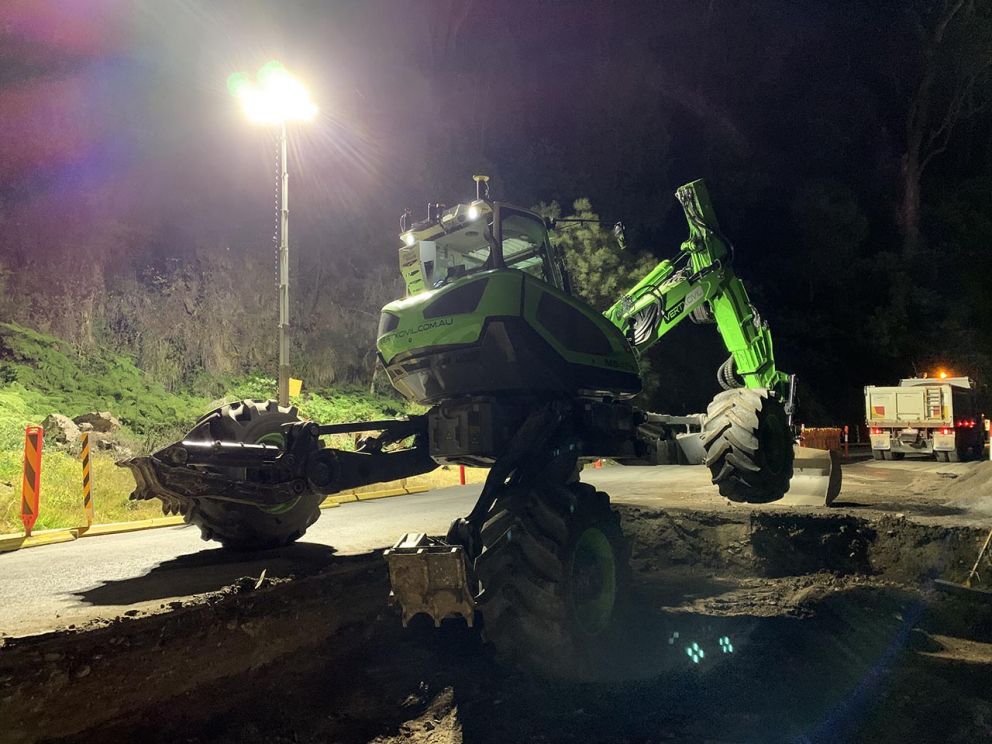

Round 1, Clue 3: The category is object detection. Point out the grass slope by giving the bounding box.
[0,324,429,533]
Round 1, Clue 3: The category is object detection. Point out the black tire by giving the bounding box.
[474,481,629,679]
[872,449,885,461]
[946,449,961,463]
[882,451,904,461]
[183,400,323,551]
[934,451,948,462]
[701,388,794,503]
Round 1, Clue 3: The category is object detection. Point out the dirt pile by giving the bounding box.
[938,461,992,515]
[0,554,387,744]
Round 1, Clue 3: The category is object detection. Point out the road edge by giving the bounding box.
[0,486,429,553]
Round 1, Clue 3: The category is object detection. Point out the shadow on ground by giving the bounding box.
[71,541,340,606]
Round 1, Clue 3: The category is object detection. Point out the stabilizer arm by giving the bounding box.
[121,417,438,513]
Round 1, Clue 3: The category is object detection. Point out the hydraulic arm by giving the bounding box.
[604,180,791,402]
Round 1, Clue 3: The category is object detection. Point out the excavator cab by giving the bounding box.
[495,206,567,290]
[399,202,567,295]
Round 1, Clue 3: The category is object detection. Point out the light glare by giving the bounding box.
[229,61,318,125]
[467,205,480,221]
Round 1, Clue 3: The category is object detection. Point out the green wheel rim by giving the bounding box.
[569,527,617,636]
[254,432,302,515]
[255,432,285,448]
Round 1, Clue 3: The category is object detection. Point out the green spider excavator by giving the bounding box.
[123,177,836,677]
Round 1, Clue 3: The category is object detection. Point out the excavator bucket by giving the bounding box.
[384,533,476,627]
[781,446,843,506]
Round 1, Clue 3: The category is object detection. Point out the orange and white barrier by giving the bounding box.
[81,432,94,527]
[20,426,43,536]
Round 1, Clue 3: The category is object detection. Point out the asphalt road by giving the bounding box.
[0,460,982,638]
[0,484,483,637]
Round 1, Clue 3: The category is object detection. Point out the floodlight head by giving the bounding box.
[227,61,318,125]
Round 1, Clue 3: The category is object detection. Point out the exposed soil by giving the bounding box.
[2,504,990,744]
[939,461,992,515]
[827,459,992,521]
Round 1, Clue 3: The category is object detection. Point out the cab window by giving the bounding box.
[499,210,556,284]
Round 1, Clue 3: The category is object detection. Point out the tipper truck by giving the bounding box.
[866,377,984,461]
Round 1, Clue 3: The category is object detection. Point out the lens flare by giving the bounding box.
[228,61,318,125]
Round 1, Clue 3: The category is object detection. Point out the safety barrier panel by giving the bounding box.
[800,427,843,452]
[20,425,43,536]
[81,432,94,527]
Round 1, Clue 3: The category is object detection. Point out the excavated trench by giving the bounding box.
[2,506,991,744]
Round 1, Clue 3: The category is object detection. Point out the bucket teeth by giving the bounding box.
[119,456,193,515]
[160,498,186,516]
[384,533,476,628]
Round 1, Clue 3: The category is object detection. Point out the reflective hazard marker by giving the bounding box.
[81,432,94,526]
[20,426,43,536]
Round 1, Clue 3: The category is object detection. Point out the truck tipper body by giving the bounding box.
[865,377,984,461]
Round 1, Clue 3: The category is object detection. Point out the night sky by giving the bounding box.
[1,1,990,423]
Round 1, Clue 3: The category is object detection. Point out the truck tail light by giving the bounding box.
[870,427,882,435]
[940,428,951,435]
[955,419,976,429]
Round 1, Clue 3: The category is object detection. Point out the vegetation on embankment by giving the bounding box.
[0,322,424,533]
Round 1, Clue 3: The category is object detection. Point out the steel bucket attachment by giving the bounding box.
[384,533,476,627]
[784,446,843,506]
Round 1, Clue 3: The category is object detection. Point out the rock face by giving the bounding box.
[41,414,81,449]
[72,411,121,433]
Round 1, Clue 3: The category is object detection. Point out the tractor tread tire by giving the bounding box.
[474,481,629,679]
[701,388,793,503]
[181,399,323,551]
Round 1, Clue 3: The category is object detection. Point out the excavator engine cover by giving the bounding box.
[378,271,641,406]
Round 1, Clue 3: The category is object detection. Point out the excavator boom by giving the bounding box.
[604,180,791,402]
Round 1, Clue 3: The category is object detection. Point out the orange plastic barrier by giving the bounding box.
[800,427,842,452]
[20,426,43,536]
[81,432,94,526]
